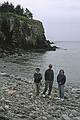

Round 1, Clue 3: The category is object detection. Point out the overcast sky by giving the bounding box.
[1,0,80,41]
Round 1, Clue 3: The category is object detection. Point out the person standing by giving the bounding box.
[34,68,42,95]
[57,69,66,101]
[43,64,54,98]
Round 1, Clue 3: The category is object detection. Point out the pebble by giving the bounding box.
[62,114,71,120]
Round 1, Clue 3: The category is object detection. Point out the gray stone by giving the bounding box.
[75,117,80,120]
[62,114,71,120]
[0,106,5,112]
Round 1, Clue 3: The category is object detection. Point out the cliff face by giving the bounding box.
[0,12,50,50]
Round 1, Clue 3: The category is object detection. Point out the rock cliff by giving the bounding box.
[0,12,51,51]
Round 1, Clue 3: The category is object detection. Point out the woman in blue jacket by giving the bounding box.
[57,69,66,101]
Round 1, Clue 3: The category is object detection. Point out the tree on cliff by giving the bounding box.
[0,1,33,19]
[0,1,14,13]
[15,5,24,15]
[24,8,33,19]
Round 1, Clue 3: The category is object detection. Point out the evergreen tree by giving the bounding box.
[15,5,24,15]
[9,3,14,13]
[0,2,33,19]
[25,8,33,19]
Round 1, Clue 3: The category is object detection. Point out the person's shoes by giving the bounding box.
[57,97,60,100]
[48,95,51,99]
[60,98,64,101]
[42,94,46,97]
[54,97,60,100]
[41,92,43,94]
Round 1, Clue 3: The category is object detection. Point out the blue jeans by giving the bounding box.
[58,84,64,99]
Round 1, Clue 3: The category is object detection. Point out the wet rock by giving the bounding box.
[62,114,71,120]
[29,113,37,119]
[4,105,9,110]
[15,76,22,80]
[71,110,80,117]
[74,117,80,120]
[0,72,10,77]
[9,74,15,79]
[42,116,47,120]
[72,88,80,93]
[0,106,5,112]
[69,113,74,117]
[8,90,16,96]
[0,116,9,120]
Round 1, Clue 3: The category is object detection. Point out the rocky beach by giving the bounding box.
[0,54,80,120]
[0,2,80,120]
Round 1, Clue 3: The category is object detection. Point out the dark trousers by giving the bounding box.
[34,82,40,95]
[43,80,53,95]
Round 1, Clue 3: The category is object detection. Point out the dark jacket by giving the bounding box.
[34,73,42,83]
[57,74,66,85]
[45,69,54,81]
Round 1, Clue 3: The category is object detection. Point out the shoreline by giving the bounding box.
[0,52,80,120]
[0,66,80,120]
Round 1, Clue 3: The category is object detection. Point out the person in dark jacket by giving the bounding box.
[57,69,66,101]
[34,68,42,95]
[43,64,54,98]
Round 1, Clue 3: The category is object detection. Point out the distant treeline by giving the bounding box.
[0,1,33,19]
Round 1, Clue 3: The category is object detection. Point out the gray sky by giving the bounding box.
[1,0,80,41]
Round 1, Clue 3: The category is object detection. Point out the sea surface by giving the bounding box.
[0,41,80,86]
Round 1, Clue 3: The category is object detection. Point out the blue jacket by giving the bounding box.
[57,74,66,85]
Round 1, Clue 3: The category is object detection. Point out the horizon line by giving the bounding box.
[54,41,80,42]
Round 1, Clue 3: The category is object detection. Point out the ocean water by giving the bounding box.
[1,41,80,86]
[53,41,80,85]
[39,41,80,85]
